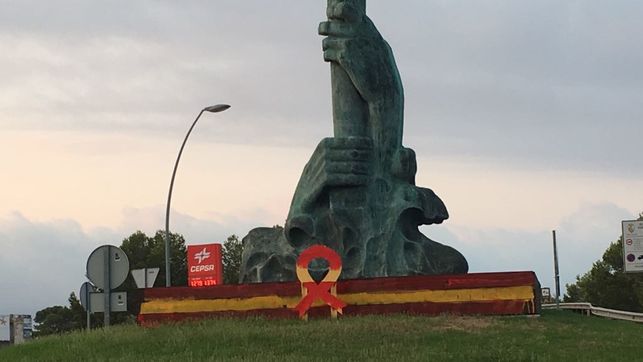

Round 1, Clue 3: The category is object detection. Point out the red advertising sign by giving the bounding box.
[187,243,223,287]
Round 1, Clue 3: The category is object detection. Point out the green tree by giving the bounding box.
[119,230,188,288]
[222,234,243,284]
[564,213,643,312]
[114,230,187,322]
[34,293,87,336]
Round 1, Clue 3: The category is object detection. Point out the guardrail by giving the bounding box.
[542,302,643,323]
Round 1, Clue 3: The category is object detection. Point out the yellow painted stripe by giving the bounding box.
[141,295,300,314]
[140,286,534,315]
[343,286,533,306]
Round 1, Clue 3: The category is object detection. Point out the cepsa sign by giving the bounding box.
[187,243,223,287]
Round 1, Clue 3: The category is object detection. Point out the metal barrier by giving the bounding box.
[542,302,643,323]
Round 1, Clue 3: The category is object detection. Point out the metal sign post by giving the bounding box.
[103,245,111,326]
[80,282,96,330]
[87,288,91,330]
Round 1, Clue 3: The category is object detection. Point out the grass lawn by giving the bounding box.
[1,310,641,361]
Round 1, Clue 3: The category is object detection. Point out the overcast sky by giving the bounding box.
[1,1,642,320]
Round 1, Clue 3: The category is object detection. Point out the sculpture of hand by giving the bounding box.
[295,136,373,210]
[319,2,402,108]
[319,0,404,174]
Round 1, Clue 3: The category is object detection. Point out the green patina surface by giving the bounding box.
[240,0,467,283]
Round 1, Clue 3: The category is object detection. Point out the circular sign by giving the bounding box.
[86,245,130,290]
[79,282,97,310]
[626,239,633,246]
[627,253,636,262]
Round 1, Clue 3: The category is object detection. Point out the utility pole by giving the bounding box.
[552,230,560,309]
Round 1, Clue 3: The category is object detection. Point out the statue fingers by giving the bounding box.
[317,136,372,151]
[327,149,371,162]
[329,136,373,150]
[319,21,354,37]
[322,38,345,62]
[306,157,370,186]
[322,37,345,51]
[316,137,335,152]
[328,2,362,23]
[323,48,342,63]
[325,173,369,187]
[313,137,335,165]
[326,161,369,175]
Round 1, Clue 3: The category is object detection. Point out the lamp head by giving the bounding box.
[204,104,231,113]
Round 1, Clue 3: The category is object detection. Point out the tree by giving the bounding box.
[34,293,87,336]
[564,213,643,312]
[222,234,243,284]
[115,230,187,322]
[119,230,188,288]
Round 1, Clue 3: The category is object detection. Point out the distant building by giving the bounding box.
[541,287,553,304]
[0,314,32,347]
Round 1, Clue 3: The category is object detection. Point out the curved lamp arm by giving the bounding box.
[164,104,230,287]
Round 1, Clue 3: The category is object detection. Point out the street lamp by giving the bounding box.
[165,104,231,287]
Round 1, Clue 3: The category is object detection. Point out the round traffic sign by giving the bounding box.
[86,245,130,290]
[79,281,97,310]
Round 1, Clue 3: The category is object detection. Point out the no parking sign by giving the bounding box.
[622,220,643,273]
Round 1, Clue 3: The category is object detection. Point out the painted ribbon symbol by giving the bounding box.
[295,245,347,318]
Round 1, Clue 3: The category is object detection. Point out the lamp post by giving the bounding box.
[165,104,231,287]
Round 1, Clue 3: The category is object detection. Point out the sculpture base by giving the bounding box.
[137,271,541,326]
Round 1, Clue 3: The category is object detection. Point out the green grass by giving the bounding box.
[1,310,641,361]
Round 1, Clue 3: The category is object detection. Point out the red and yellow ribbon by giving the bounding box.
[294,245,346,318]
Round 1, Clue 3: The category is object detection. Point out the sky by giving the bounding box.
[1,1,642,320]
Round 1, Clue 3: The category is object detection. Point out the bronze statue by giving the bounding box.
[240,0,468,283]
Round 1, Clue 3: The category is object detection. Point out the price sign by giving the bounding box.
[187,243,223,287]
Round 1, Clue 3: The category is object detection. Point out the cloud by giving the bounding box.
[378,1,643,176]
[424,201,635,297]
[116,205,270,244]
[556,202,635,279]
[0,1,331,145]
[0,207,264,320]
[0,212,93,318]
[2,1,642,176]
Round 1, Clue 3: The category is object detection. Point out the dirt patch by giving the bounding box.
[428,315,496,332]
